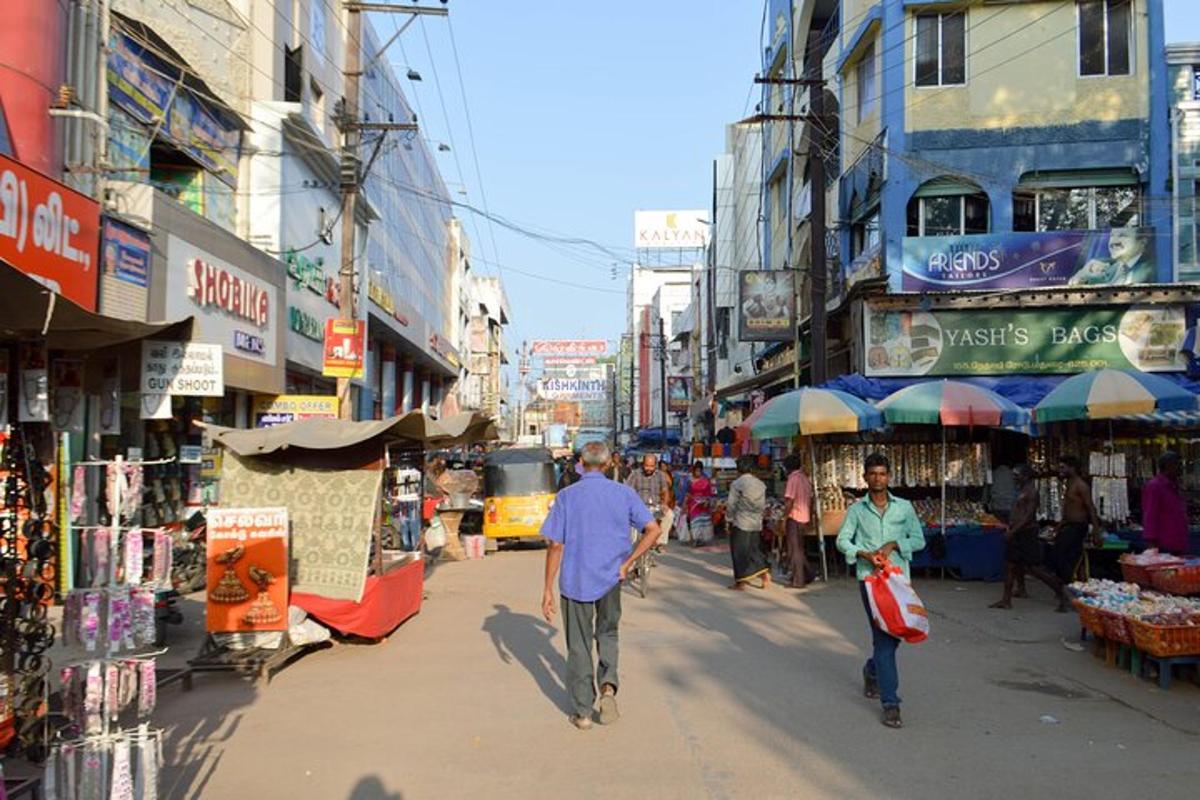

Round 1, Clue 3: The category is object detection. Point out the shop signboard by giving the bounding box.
[538,377,607,400]
[543,356,597,366]
[0,153,100,310]
[107,32,240,184]
[252,394,339,427]
[863,304,1191,377]
[738,270,795,342]
[542,363,604,381]
[900,229,1158,291]
[205,507,289,633]
[667,376,692,413]
[531,339,608,356]
[141,341,225,396]
[165,236,279,367]
[634,210,709,249]
[322,318,365,378]
[101,217,149,288]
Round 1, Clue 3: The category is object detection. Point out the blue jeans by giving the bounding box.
[859,581,901,708]
[398,503,422,551]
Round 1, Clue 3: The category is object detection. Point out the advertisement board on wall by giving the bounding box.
[0,153,100,309]
[531,339,608,356]
[738,270,795,342]
[252,394,339,427]
[863,304,1191,377]
[101,217,150,288]
[165,235,279,367]
[634,210,709,249]
[141,341,225,396]
[322,318,365,378]
[667,376,692,413]
[900,229,1157,291]
[205,507,289,633]
[538,377,608,400]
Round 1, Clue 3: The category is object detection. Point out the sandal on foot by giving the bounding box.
[863,668,880,700]
[881,706,902,729]
[570,714,594,731]
[598,692,620,725]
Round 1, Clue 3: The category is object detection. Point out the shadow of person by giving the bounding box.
[481,603,571,714]
[348,776,404,800]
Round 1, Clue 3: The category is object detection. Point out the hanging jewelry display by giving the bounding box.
[209,546,249,604]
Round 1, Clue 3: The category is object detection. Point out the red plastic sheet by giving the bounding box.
[292,558,424,639]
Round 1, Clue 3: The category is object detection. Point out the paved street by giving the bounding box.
[155,546,1198,800]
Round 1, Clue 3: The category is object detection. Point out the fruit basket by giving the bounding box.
[1130,618,1200,657]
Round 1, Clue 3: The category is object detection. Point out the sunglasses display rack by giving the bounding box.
[46,455,175,800]
[0,426,58,763]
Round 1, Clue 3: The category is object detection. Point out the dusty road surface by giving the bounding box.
[157,546,1198,800]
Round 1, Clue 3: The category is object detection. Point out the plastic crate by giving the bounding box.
[1150,564,1200,596]
[1130,618,1200,657]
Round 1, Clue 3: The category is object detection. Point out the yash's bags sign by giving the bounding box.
[0,153,100,309]
[205,507,289,633]
[864,305,1191,377]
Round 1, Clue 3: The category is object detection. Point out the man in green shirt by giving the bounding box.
[835,452,925,729]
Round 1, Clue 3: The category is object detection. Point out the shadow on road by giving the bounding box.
[348,775,405,799]
[481,603,571,714]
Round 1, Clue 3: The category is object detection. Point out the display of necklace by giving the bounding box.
[210,545,249,604]
[243,565,281,625]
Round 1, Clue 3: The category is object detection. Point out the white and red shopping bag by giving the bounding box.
[864,565,930,644]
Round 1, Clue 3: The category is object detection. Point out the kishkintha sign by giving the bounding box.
[863,304,1191,377]
[900,229,1157,291]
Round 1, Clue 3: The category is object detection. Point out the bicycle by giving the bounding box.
[628,504,662,599]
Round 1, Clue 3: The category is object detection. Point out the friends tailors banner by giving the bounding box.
[738,270,795,342]
[901,228,1157,291]
[864,305,1191,377]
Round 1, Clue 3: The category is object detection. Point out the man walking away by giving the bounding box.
[541,442,661,730]
[1051,456,1101,612]
[783,455,814,588]
[726,456,771,590]
[836,452,925,729]
[1142,451,1188,555]
[991,465,1060,609]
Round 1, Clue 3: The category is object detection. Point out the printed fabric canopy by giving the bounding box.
[877,380,1030,427]
[1033,369,1199,424]
[747,388,884,439]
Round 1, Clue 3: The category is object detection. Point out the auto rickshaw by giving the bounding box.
[482,447,557,540]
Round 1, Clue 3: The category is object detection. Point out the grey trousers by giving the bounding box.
[561,583,622,717]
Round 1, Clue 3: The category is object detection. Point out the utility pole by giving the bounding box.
[337,3,445,419]
[517,340,530,440]
[627,333,635,437]
[658,316,667,452]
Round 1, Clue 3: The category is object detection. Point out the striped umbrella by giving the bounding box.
[747,387,884,439]
[1033,369,1198,424]
[877,380,1030,427]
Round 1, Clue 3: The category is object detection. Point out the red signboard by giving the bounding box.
[0,153,100,309]
[531,339,607,356]
[322,318,365,378]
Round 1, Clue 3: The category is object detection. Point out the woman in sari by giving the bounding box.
[685,461,714,546]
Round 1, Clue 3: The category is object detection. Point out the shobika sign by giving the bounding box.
[188,256,271,328]
[864,305,1191,377]
[900,229,1157,291]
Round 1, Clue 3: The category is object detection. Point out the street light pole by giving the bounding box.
[658,316,668,453]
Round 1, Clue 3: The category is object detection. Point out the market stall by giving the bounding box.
[203,412,496,641]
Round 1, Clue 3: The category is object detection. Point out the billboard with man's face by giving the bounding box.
[738,270,795,342]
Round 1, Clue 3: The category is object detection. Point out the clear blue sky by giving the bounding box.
[378,3,763,359]
[386,1,1200,362]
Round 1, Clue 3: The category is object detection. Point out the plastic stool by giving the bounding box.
[1140,654,1200,690]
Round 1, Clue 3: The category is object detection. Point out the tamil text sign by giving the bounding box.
[864,305,1190,377]
[141,341,224,396]
[634,210,709,249]
[205,507,289,633]
[531,339,607,356]
[101,218,149,288]
[0,153,100,309]
[322,318,365,378]
[901,229,1157,291]
[738,270,795,342]
[253,395,339,427]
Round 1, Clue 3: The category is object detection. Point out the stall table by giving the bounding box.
[292,555,424,640]
[910,525,1007,582]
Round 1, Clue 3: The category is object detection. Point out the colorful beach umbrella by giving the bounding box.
[1033,369,1198,424]
[747,387,884,439]
[877,380,1029,427]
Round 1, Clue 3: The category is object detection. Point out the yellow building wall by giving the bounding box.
[905,0,1149,133]
[842,28,883,174]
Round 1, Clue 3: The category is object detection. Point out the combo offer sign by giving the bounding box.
[206,507,289,633]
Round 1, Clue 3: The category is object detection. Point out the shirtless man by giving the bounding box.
[990,465,1062,610]
[1050,455,1101,611]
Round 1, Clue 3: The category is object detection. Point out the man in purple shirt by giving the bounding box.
[540,441,661,730]
[1142,451,1189,554]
